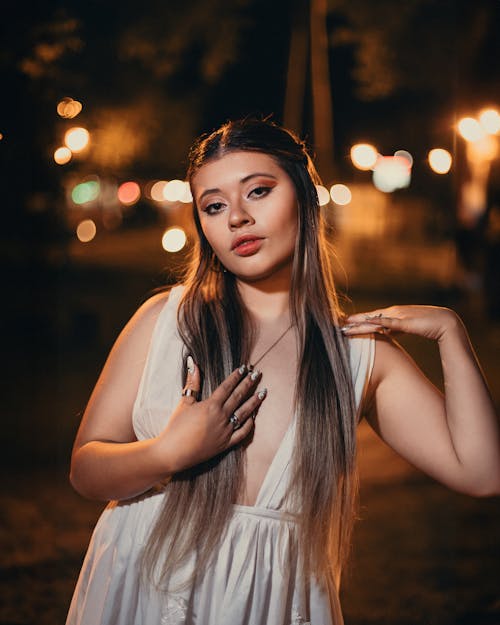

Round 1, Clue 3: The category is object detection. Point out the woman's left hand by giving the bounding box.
[342,305,462,342]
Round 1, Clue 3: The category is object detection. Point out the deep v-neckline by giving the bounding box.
[237,413,296,509]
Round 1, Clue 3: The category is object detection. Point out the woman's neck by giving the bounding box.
[236,274,292,324]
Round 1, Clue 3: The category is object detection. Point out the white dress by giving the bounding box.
[66,285,375,625]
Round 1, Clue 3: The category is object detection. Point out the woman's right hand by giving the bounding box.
[154,360,267,474]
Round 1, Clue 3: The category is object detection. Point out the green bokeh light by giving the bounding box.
[72,181,100,205]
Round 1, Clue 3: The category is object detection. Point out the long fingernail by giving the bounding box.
[187,355,195,375]
[341,323,357,332]
[238,364,247,375]
[257,388,267,400]
[250,369,260,381]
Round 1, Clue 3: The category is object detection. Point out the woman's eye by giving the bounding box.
[203,202,225,215]
[249,186,272,199]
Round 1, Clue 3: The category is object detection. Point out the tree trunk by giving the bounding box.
[310,0,335,181]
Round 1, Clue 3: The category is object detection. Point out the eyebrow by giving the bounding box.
[197,172,278,202]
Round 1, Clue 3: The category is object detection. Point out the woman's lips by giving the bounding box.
[232,238,264,256]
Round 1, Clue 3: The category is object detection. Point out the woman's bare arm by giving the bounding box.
[343,306,500,496]
[70,292,173,501]
[70,291,266,502]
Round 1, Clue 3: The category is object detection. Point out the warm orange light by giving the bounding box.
[162,227,187,252]
[372,156,411,192]
[468,135,498,161]
[64,127,90,152]
[117,181,141,205]
[428,148,452,174]
[315,185,330,206]
[180,182,193,203]
[163,180,187,202]
[54,146,72,165]
[76,219,96,243]
[457,117,485,142]
[478,109,500,135]
[150,181,168,202]
[57,97,83,119]
[330,184,352,205]
[351,143,378,170]
[394,150,413,168]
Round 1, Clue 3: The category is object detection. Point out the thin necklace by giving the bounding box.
[248,323,294,370]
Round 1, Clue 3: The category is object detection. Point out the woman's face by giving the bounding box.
[191,150,298,284]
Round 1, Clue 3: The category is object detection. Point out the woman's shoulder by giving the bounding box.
[132,283,185,324]
[119,284,185,346]
[131,289,171,328]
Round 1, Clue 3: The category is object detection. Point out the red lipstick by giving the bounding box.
[231,235,264,256]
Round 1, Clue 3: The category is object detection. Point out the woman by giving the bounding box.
[66,118,500,625]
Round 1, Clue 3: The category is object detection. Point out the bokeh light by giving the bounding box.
[180,182,193,203]
[329,184,352,205]
[150,181,168,202]
[57,97,83,119]
[468,135,498,161]
[478,109,500,135]
[457,117,485,142]
[64,127,90,152]
[118,181,141,205]
[71,180,100,205]
[315,185,330,206]
[163,179,187,202]
[76,219,96,242]
[394,150,413,168]
[162,227,187,252]
[372,156,411,193]
[54,146,72,165]
[350,144,378,170]
[428,148,452,174]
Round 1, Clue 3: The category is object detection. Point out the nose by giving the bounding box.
[227,199,254,229]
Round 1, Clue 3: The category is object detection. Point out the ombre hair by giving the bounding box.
[143,118,357,599]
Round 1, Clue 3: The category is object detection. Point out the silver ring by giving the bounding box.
[182,388,200,400]
[229,413,240,430]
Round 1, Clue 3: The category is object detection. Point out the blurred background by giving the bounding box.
[1,1,499,623]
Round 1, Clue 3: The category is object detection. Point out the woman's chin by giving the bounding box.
[230,263,294,286]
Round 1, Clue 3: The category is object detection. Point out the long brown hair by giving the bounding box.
[143,118,357,596]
